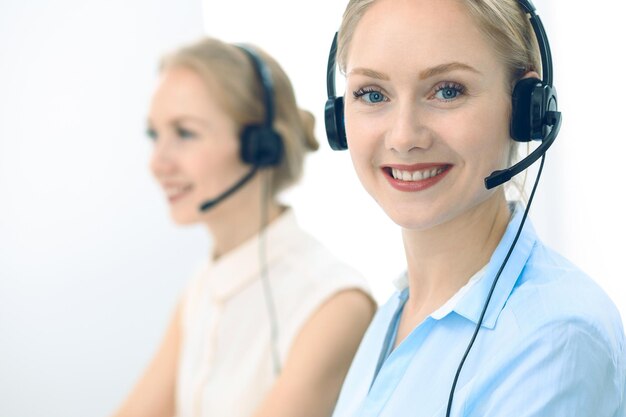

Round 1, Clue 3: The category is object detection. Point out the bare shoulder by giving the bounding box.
[252,289,376,417]
[286,288,376,371]
[313,288,377,329]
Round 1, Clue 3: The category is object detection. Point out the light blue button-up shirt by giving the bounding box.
[332,206,626,417]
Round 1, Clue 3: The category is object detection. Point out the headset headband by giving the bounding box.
[517,0,553,87]
[236,44,276,128]
[326,33,339,99]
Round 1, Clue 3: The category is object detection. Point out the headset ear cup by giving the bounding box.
[510,77,542,142]
[325,96,347,150]
[240,125,284,167]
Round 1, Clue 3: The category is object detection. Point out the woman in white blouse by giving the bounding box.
[112,37,376,417]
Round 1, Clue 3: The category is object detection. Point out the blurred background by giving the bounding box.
[1,0,624,416]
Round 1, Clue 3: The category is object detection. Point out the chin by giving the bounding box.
[388,212,440,232]
[169,208,202,226]
[380,199,457,232]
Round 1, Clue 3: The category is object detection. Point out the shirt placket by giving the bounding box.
[361,305,437,416]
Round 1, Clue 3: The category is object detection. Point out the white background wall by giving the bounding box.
[0,1,206,416]
[1,1,624,416]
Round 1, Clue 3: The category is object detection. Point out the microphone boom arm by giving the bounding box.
[484,111,561,190]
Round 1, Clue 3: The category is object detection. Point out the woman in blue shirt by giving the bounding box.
[324,0,626,415]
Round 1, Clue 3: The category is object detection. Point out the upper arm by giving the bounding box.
[465,320,624,417]
[252,288,376,417]
[111,300,182,417]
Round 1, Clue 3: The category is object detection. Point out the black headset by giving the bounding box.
[199,45,284,212]
[236,44,284,168]
[324,0,561,190]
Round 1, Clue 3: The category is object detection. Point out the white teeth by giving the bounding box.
[165,185,191,197]
[424,168,438,180]
[391,167,445,181]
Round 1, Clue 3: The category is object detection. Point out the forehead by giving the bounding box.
[150,65,227,120]
[347,0,500,77]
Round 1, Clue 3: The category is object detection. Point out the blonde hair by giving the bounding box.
[159,37,318,196]
[337,0,542,197]
[338,0,540,82]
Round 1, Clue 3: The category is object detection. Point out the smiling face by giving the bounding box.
[343,0,513,231]
[148,66,254,225]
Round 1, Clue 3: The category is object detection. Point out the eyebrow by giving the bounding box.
[348,67,390,80]
[146,116,209,127]
[418,62,481,80]
[173,116,209,125]
[348,62,481,81]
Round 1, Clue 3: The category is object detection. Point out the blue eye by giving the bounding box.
[366,91,385,103]
[146,128,157,141]
[353,88,388,104]
[176,127,196,139]
[434,83,465,101]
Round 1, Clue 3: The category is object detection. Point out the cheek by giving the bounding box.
[345,110,381,183]
[148,152,159,177]
[193,145,245,188]
[345,103,386,160]
[447,104,511,171]
[477,119,511,171]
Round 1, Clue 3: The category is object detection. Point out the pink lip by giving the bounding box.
[168,192,189,204]
[382,163,452,192]
[161,183,193,204]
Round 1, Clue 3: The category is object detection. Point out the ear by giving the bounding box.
[520,70,541,81]
[511,70,541,92]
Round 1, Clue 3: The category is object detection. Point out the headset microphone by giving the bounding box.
[198,167,258,212]
[485,111,560,189]
[484,0,562,190]
[197,43,284,213]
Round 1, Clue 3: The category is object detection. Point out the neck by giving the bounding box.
[205,171,285,260]
[401,194,511,316]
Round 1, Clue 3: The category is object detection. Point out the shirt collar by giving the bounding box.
[203,208,300,303]
[453,203,537,329]
[391,203,537,329]
[392,264,489,321]
[430,264,487,320]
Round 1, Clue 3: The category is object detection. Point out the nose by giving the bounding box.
[149,138,177,178]
[384,100,434,154]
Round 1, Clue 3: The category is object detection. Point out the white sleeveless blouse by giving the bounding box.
[175,209,371,417]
